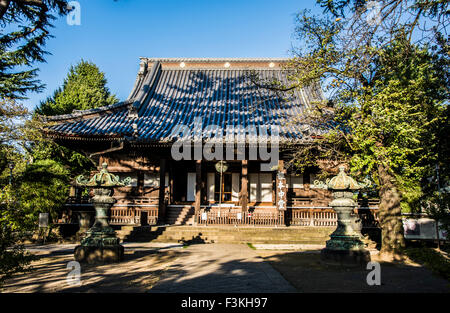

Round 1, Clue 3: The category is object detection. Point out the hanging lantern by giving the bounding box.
[215,160,228,173]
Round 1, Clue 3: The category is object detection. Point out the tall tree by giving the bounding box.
[0,0,69,285]
[281,1,448,259]
[33,60,118,176]
[36,60,119,115]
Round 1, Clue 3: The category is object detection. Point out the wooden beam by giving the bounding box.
[240,160,248,212]
[158,159,167,224]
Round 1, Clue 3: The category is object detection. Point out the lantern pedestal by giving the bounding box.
[73,165,130,264]
[74,188,124,264]
[321,248,370,267]
[74,245,124,264]
[317,168,371,267]
[74,193,124,263]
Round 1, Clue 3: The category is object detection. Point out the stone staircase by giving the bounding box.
[114,225,152,242]
[165,205,195,225]
[116,225,335,245]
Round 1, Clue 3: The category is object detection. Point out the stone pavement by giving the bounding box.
[150,243,297,293]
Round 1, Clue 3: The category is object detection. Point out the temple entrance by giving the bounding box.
[214,172,232,202]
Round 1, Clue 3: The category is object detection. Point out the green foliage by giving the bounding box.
[36,60,119,115]
[32,60,118,177]
[0,185,37,286]
[16,159,70,224]
[344,36,448,212]
[285,1,449,254]
[0,99,28,146]
[0,0,69,99]
[288,9,448,208]
[0,0,73,286]
[31,139,94,178]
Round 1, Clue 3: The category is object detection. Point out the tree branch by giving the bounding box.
[0,0,11,19]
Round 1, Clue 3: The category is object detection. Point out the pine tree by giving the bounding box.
[0,0,69,100]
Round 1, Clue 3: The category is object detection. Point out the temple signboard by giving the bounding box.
[276,171,287,211]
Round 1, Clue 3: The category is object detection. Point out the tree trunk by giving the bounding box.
[377,162,406,260]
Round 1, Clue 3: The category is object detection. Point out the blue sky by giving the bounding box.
[22,0,322,110]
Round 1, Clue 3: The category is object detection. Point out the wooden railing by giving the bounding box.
[115,197,159,205]
[196,209,284,226]
[286,208,337,226]
[286,207,379,228]
[110,207,158,225]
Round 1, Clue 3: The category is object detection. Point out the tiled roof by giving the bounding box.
[45,58,325,143]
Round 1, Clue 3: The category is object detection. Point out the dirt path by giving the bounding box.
[2,243,448,293]
[149,243,296,293]
[1,243,183,292]
[1,243,296,293]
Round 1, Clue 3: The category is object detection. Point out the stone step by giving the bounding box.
[154,226,332,232]
[167,207,193,212]
[121,225,334,244]
[166,207,194,213]
[167,216,195,222]
[166,211,196,225]
[149,233,329,240]
[150,237,327,244]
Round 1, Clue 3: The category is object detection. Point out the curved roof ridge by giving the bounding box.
[140,57,290,62]
[40,100,132,122]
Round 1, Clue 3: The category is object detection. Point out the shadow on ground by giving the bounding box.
[257,250,450,293]
[2,244,449,293]
[1,248,182,293]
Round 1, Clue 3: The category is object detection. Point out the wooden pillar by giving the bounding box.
[201,162,207,204]
[158,159,166,224]
[169,163,174,204]
[240,160,248,212]
[194,160,202,216]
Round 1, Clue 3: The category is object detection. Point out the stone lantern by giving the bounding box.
[319,166,371,266]
[74,163,131,263]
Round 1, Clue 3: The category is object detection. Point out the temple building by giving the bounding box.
[44,58,378,228]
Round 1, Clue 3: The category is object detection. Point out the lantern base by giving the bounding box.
[320,248,370,267]
[74,245,124,264]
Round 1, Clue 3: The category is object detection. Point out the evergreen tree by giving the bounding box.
[33,60,119,177]
[0,0,69,99]
[36,60,118,115]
